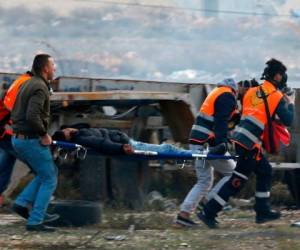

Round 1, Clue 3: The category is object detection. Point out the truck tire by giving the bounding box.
[79,153,107,201]
[110,158,149,209]
[48,200,102,227]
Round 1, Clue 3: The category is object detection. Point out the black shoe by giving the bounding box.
[12,204,59,223]
[197,211,218,229]
[196,202,205,213]
[12,203,29,219]
[174,214,198,227]
[44,213,60,223]
[26,224,56,232]
[197,204,220,225]
[256,210,281,224]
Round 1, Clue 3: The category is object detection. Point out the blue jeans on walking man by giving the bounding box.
[12,137,57,226]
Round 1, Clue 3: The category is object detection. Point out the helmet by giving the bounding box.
[261,58,288,90]
[261,58,287,81]
[217,78,238,92]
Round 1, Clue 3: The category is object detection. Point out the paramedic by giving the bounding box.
[199,59,294,228]
[174,78,239,227]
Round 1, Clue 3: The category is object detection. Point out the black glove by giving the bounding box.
[281,86,294,96]
[209,142,227,155]
[228,112,241,130]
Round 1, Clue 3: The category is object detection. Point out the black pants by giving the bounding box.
[204,144,272,218]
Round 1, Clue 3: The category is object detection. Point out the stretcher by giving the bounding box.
[52,141,238,161]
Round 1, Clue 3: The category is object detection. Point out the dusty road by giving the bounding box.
[0,208,300,250]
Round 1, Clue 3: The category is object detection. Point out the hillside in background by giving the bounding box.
[0,0,299,86]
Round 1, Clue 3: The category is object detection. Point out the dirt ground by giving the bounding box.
[0,206,300,250]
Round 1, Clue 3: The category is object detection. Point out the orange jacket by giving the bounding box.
[0,73,32,137]
[4,73,32,111]
[232,80,283,150]
[190,86,237,144]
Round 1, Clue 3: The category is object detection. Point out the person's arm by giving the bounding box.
[274,96,294,126]
[109,130,130,144]
[214,93,236,144]
[26,89,48,136]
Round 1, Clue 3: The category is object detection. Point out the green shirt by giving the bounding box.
[11,75,50,136]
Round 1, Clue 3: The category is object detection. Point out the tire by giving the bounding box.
[48,200,102,227]
[79,153,107,201]
[110,158,149,209]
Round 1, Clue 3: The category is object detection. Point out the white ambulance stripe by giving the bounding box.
[206,176,230,201]
[242,116,264,130]
[255,191,270,198]
[235,127,260,144]
[213,193,226,206]
[233,171,248,180]
[198,112,214,122]
[192,125,213,135]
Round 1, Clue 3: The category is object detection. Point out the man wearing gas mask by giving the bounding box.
[198,58,294,228]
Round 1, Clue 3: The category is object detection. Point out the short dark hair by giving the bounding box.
[31,54,51,76]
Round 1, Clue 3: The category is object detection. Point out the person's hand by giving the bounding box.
[63,128,78,140]
[228,112,241,130]
[40,133,52,146]
[123,144,134,154]
[283,94,294,105]
[208,142,227,155]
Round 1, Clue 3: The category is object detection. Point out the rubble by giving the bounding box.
[0,207,300,249]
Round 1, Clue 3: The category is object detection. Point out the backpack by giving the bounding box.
[262,120,291,154]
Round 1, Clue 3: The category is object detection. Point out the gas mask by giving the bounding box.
[277,72,288,91]
[261,58,288,90]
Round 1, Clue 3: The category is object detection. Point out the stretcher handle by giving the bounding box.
[52,141,87,160]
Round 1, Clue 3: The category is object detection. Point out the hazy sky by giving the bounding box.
[0,0,300,87]
[2,0,298,16]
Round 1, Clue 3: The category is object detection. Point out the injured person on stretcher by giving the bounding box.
[51,124,196,157]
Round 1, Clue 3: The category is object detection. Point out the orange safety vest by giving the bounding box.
[232,80,283,150]
[4,73,32,111]
[190,86,237,144]
[0,73,32,137]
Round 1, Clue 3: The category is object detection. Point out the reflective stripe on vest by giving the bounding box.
[190,86,236,143]
[232,81,283,150]
[198,112,214,122]
[255,191,270,198]
[191,124,213,136]
[3,73,32,111]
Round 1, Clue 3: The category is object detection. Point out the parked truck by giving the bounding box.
[1,72,299,208]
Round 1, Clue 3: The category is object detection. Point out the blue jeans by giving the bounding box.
[12,138,57,225]
[0,137,17,194]
[130,139,195,155]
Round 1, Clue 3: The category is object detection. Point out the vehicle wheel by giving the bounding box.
[110,158,149,209]
[79,153,107,201]
[48,200,102,227]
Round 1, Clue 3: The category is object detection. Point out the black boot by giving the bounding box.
[197,210,218,229]
[256,210,281,224]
